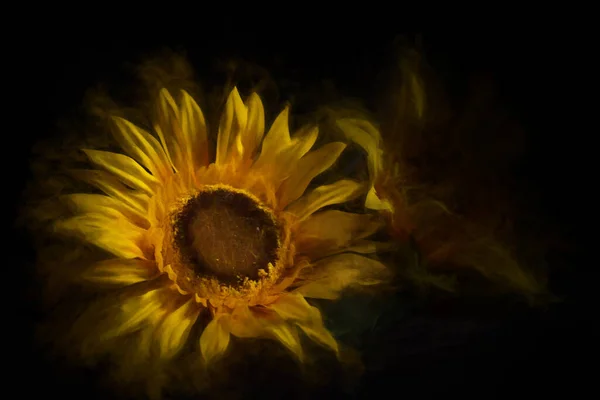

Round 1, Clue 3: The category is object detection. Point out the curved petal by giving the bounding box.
[277,142,346,208]
[280,126,319,170]
[298,321,339,354]
[60,193,149,229]
[336,118,382,178]
[110,116,171,181]
[286,179,365,221]
[179,90,209,173]
[241,92,265,160]
[54,209,147,259]
[153,89,210,183]
[229,304,266,338]
[154,88,184,172]
[266,321,303,361]
[216,87,247,165]
[104,288,165,338]
[336,119,394,211]
[82,149,159,195]
[157,298,200,359]
[294,253,390,300]
[268,292,315,321]
[295,210,383,256]
[254,106,291,166]
[268,293,339,354]
[251,125,319,189]
[365,186,394,211]
[229,304,303,359]
[81,258,158,286]
[69,169,149,214]
[200,313,231,364]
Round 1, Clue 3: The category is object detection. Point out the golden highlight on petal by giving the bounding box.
[268,293,339,354]
[82,149,159,195]
[200,314,231,363]
[286,179,365,221]
[179,90,209,170]
[69,169,150,214]
[255,106,291,167]
[267,321,304,360]
[295,210,383,257]
[336,118,383,177]
[54,209,147,259]
[252,124,319,187]
[81,258,158,286]
[336,118,392,212]
[155,88,183,172]
[242,92,265,159]
[61,193,149,229]
[158,298,200,358]
[278,142,347,208]
[105,289,165,339]
[295,253,389,300]
[111,116,171,181]
[216,87,247,165]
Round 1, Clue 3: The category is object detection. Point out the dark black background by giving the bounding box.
[11,26,586,399]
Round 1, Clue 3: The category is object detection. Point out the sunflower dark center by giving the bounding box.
[173,187,280,284]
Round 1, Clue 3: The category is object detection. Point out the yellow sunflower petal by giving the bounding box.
[365,186,394,211]
[228,305,303,359]
[268,292,315,321]
[179,90,209,173]
[251,125,318,185]
[278,142,347,208]
[295,253,389,300]
[255,106,291,165]
[110,116,170,181]
[61,193,149,229]
[54,209,147,259]
[229,305,265,338]
[295,210,383,256]
[336,118,382,177]
[69,169,149,214]
[242,92,265,159]
[82,149,159,195]
[279,126,320,171]
[298,320,339,354]
[265,321,303,361]
[336,119,393,211]
[270,260,312,293]
[268,293,338,354]
[200,313,231,363]
[158,298,200,359]
[81,258,158,286]
[216,87,247,165]
[286,179,365,221]
[105,288,165,338]
[290,126,319,157]
[154,88,184,173]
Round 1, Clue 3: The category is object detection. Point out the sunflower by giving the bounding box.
[335,75,544,296]
[52,86,390,367]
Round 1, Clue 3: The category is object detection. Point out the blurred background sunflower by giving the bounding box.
[12,24,586,400]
